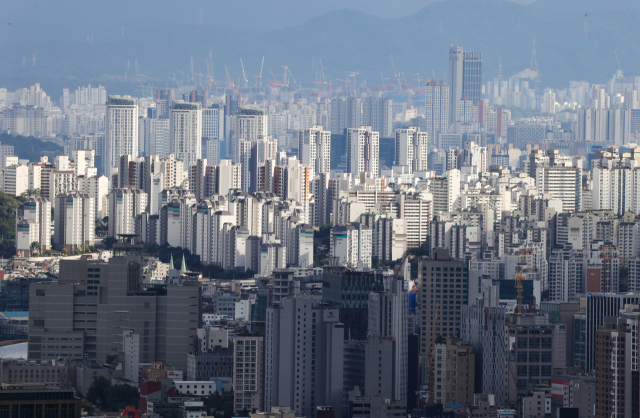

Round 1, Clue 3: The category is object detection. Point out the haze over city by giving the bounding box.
[0,2,639,418]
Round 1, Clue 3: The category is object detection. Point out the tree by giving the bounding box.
[30,241,41,255]
[86,377,110,409]
[239,408,250,417]
[104,384,139,410]
[85,377,139,411]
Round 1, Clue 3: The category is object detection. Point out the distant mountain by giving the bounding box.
[0,0,638,97]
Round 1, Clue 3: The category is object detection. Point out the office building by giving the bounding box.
[105,95,138,179]
[123,330,140,383]
[417,249,469,356]
[506,314,567,404]
[265,296,344,418]
[28,236,202,372]
[169,101,202,168]
[0,385,82,418]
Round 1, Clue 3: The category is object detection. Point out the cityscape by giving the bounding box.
[0,2,640,418]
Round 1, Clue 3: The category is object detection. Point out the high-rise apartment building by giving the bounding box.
[431,168,461,215]
[425,81,449,142]
[330,97,362,135]
[156,88,173,119]
[202,104,225,142]
[363,97,393,138]
[395,127,428,173]
[233,333,264,414]
[299,125,331,184]
[346,126,379,178]
[169,101,202,168]
[536,165,581,212]
[15,195,52,256]
[461,300,507,407]
[105,96,138,179]
[367,277,408,404]
[418,249,469,356]
[265,296,344,418]
[53,192,95,251]
[235,107,268,163]
[594,314,639,418]
[108,188,148,237]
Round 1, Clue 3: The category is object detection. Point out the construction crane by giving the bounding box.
[194,72,204,89]
[393,251,411,277]
[319,58,326,83]
[427,301,440,407]
[240,59,249,87]
[224,65,235,88]
[281,65,290,86]
[349,71,359,97]
[515,245,527,314]
[336,78,350,92]
[259,56,265,88]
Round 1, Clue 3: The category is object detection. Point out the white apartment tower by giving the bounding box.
[298,125,331,184]
[346,126,379,178]
[105,95,138,179]
[235,107,268,163]
[425,81,450,141]
[169,101,202,169]
[395,127,429,173]
[53,191,96,251]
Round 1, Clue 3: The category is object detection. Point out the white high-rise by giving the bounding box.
[169,101,202,168]
[235,107,268,163]
[298,125,331,183]
[346,126,379,178]
[53,191,96,251]
[395,127,428,173]
[425,81,450,141]
[105,95,138,179]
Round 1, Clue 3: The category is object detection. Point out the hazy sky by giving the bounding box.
[2,0,535,35]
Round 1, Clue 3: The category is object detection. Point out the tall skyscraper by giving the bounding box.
[449,46,483,123]
[425,81,449,142]
[298,125,331,184]
[462,51,483,105]
[53,192,95,251]
[346,126,379,178]
[105,95,138,179]
[449,46,464,125]
[169,101,202,168]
